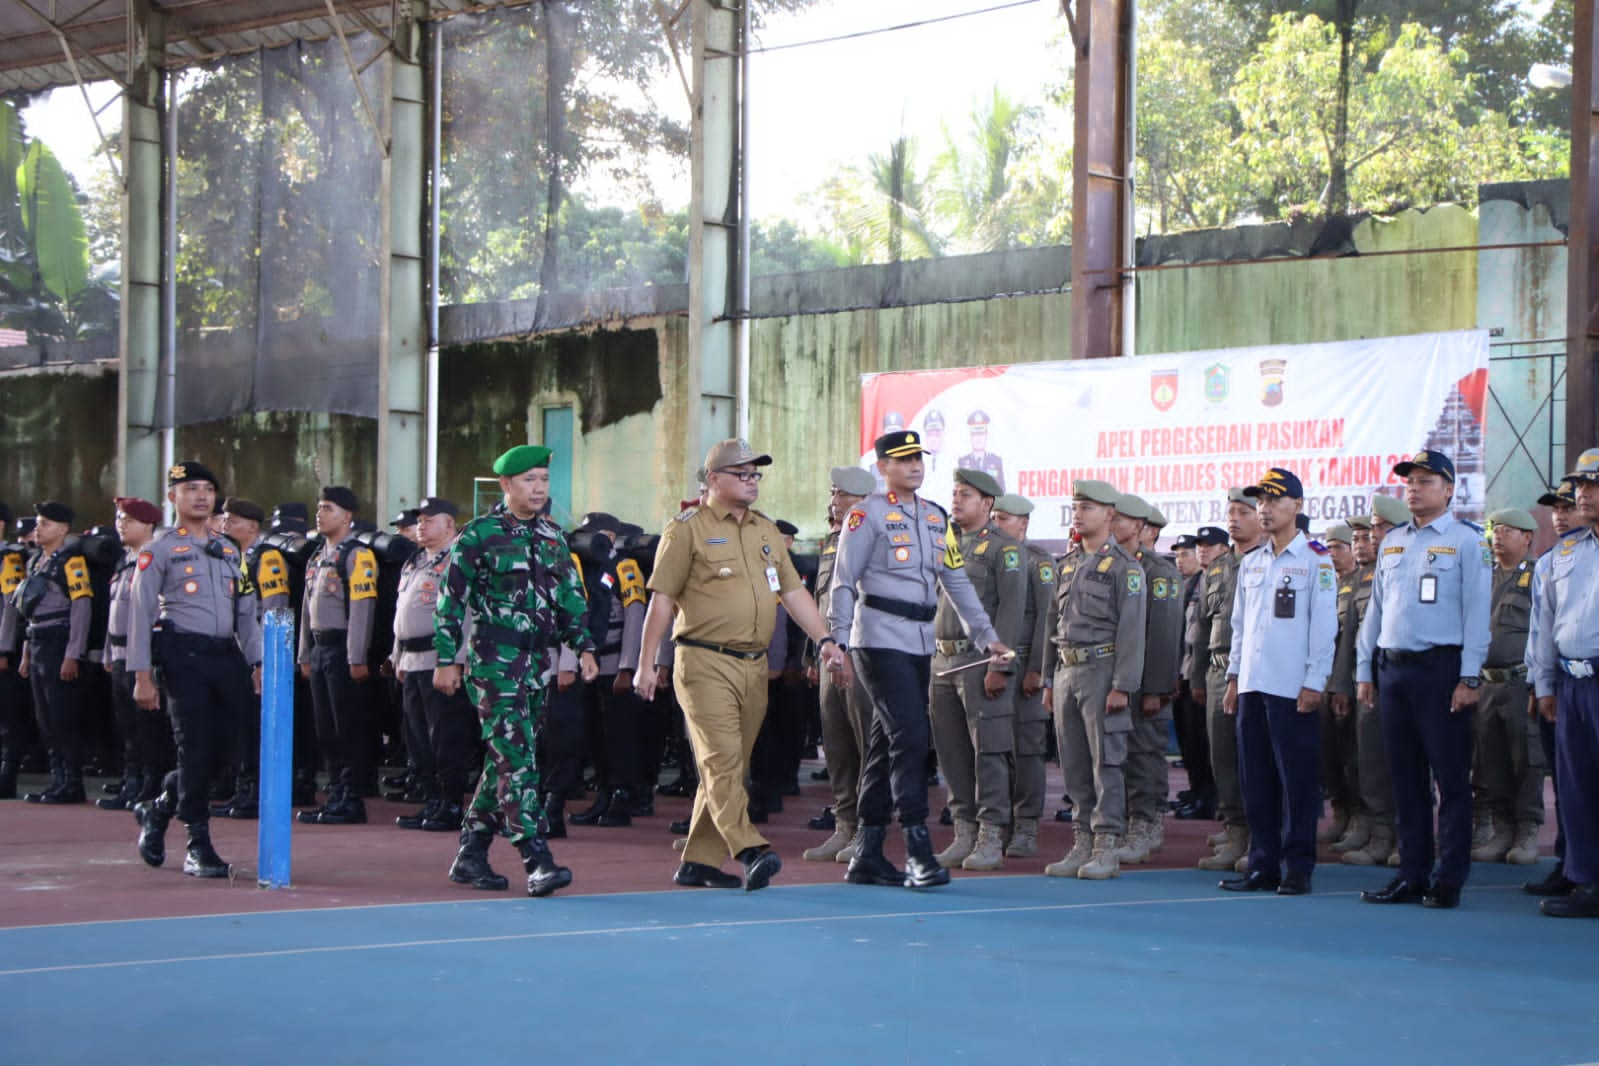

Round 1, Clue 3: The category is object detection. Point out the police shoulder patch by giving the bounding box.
[349,547,379,601]
[846,510,865,533]
[64,556,92,600]
[616,558,647,608]
[137,550,154,571]
[1002,545,1020,572]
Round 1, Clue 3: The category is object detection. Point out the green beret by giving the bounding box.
[1371,494,1410,526]
[954,467,1003,499]
[1347,514,1373,530]
[493,444,552,476]
[993,493,1034,517]
[1226,487,1252,505]
[1115,494,1153,521]
[1147,506,1169,529]
[1488,507,1537,533]
[830,466,876,496]
[1072,479,1120,506]
[1323,523,1353,545]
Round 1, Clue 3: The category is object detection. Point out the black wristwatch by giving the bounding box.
[1459,676,1481,690]
[817,636,839,651]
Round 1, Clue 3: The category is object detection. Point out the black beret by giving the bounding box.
[579,511,622,535]
[168,460,220,489]
[417,497,459,518]
[36,500,74,524]
[320,486,360,513]
[389,508,419,528]
[775,519,799,536]
[17,517,36,537]
[222,497,266,523]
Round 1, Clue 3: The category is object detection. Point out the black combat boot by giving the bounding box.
[421,799,465,833]
[396,795,441,830]
[297,782,341,824]
[449,828,509,890]
[0,761,18,800]
[845,825,904,887]
[596,788,633,827]
[182,822,230,878]
[313,792,367,825]
[23,756,65,803]
[98,773,142,811]
[902,824,951,888]
[214,777,258,820]
[540,793,567,839]
[291,770,319,809]
[517,837,573,898]
[568,790,611,826]
[42,772,86,805]
[134,794,175,867]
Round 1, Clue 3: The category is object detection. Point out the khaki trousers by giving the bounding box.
[675,646,769,868]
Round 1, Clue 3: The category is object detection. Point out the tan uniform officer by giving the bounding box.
[928,468,1026,871]
[636,439,845,891]
[1042,480,1148,880]
[992,493,1055,858]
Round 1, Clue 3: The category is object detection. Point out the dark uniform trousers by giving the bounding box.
[307,637,370,792]
[1378,647,1474,891]
[587,676,645,796]
[540,681,585,801]
[0,662,29,768]
[1556,674,1599,883]
[400,670,477,799]
[818,665,869,825]
[1237,691,1321,878]
[27,631,83,779]
[110,660,174,799]
[853,648,934,827]
[1318,695,1361,816]
[1173,682,1215,801]
[158,636,252,825]
[1539,715,1565,860]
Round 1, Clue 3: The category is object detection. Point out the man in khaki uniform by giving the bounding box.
[1320,523,1365,850]
[637,439,845,891]
[928,468,1026,871]
[1042,480,1148,880]
[992,493,1054,858]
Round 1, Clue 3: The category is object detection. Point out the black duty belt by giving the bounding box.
[311,629,348,647]
[25,624,68,643]
[162,630,238,655]
[1480,664,1528,684]
[107,634,128,648]
[1380,645,1461,667]
[862,594,937,623]
[398,635,436,653]
[677,636,766,662]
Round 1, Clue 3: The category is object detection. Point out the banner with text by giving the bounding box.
[858,330,1489,547]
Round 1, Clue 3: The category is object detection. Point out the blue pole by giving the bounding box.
[258,606,295,888]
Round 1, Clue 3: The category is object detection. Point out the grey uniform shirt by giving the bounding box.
[933,522,1026,673]
[298,537,378,665]
[1136,548,1183,697]
[392,543,462,673]
[828,490,998,655]
[1021,543,1056,676]
[1227,534,1339,699]
[0,544,93,661]
[126,525,262,672]
[595,556,647,675]
[104,548,138,667]
[1527,527,1599,698]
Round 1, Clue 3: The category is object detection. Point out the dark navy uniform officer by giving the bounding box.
[1356,450,1491,909]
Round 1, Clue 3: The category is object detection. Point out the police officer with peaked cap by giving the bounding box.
[828,429,1011,889]
[1357,450,1491,908]
[127,461,263,878]
[956,410,1006,494]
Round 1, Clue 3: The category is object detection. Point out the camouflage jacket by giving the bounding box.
[432,503,594,677]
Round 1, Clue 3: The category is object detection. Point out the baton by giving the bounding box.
[935,650,1016,678]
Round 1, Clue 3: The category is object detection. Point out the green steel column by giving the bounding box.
[687,0,740,478]
[378,2,429,521]
[116,0,165,502]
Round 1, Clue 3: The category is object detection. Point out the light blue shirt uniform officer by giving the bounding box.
[1221,468,1337,894]
[1526,448,1599,917]
[1354,449,1491,907]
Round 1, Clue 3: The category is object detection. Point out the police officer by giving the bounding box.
[1,501,93,804]
[956,410,1006,493]
[1528,448,1599,917]
[1042,480,1147,880]
[435,445,598,898]
[991,493,1055,859]
[1524,479,1580,897]
[828,429,1009,889]
[921,410,946,472]
[1318,523,1364,848]
[127,461,263,878]
[637,439,844,892]
[1339,506,1399,867]
[0,501,25,798]
[1358,450,1491,909]
[388,497,476,833]
[803,465,876,863]
[99,497,164,811]
[1192,490,1261,873]
[1112,494,1181,866]
[1171,527,1223,820]
[1469,507,1544,865]
[296,486,380,825]
[1220,469,1338,895]
[927,468,1026,872]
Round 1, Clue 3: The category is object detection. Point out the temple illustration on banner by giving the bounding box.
[1422,385,1486,524]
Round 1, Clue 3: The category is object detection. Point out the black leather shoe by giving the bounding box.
[669,818,690,834]
[381,772,409,789]
[1054,807,1074,823]
[673,861,741,889]
[1361,877,1430,904]
[1277,872,1312,896]
[182,827,230,878]
[1175,798,1218,821]
[134,799,172,868]
[937,805,952,826]
[740,847,782,892]
[810,767,830,782]
[449,829,509,891]
[396,797,440,830]
[1540,883,1599,918]
[747,798,769,824]
[626,797,654,817]
[808,807,836,831]
[596,789,633,827]
[1524,863,1576,897]
[656,778,695,798]
[421,801,464,833]
[39,782,86,805]
[1220,870,1281,892]
[1422,885,1461,909]
[313,797,367,825]
[569,793,611,826]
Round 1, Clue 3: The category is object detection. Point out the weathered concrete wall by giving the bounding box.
[0,364,120,525]
[175,413,378,518]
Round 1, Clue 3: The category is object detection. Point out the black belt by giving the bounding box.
[862,594,937,623]
[677,636,766,662]
[311,629,348,647]
[107,634,128,648]
[1380,645,1461,666]
[398,635,436,653]
[25,624,68,643]
[162,630,238,655]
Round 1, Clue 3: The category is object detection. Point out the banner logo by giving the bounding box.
[1204,363,1230,404]
[1150,369,1178,412]
[1259,358,1287,407]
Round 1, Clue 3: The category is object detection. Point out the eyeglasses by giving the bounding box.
[717,469,763,483]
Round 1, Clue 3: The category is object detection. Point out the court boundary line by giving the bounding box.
[0,890,1314,977]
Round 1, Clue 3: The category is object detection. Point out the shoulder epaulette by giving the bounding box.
[1308,539,1329,555]
[674,507,700,523]
[1459,519,1484,535]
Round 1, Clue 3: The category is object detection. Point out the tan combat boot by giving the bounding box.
[1077,833,1122,879]
[1045,829,1093,878]
[1206,827,1228,847]
[1318,806,1350,845]
[803,821,856,862]
[935,819,979,867]
[1197,824,1248,871]
[1505,823,1542,865]
[1331,812,1370,854]
[962,823,1007,871]
[1471,816,1514,862]
[834,825,862,864]
[1115,818,1151,864]
[1341,824,1393,866]
[1144,816,1166,856]
[1005,817,1040,858]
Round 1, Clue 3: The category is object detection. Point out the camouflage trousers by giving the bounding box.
[465,671,548,844]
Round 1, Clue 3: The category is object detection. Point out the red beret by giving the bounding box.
[115,497,163,526]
